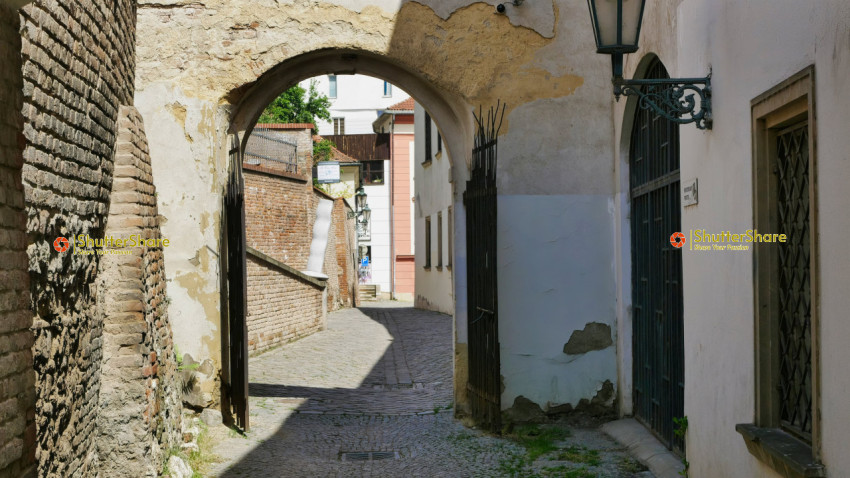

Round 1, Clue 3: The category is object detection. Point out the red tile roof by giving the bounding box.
[387,97,415,111]
[256,123,315,130]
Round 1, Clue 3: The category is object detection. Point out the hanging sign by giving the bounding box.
[316,161,340,184]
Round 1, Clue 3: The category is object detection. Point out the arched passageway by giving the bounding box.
[221,58,473,426]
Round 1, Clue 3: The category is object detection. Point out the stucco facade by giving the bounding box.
[134,0,617,416]
[413,103,453,315]
[612,1,850,476]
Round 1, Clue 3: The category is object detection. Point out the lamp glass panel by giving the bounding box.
[362,207,371,223]
[620,0,645,47]
[592,0,620,48]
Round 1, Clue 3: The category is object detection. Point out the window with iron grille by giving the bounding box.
[361,160,384,185]
[383,81,392,97]
[741,66,823,477]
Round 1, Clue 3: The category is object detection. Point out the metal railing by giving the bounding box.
[244,129,298,174]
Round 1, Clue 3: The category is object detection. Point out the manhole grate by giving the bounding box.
[340,451,398,461]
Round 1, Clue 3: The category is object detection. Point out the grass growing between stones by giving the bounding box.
[554,445,601,466]
[507,424,572,461]
[187,421,223,477]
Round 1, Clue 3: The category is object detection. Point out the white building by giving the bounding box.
[304,75,404,135]
[413,103,453,314]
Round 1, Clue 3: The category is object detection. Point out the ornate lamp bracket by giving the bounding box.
[614,71,713,130]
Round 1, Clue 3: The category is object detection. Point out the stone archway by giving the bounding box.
[134,0,618,424]
[223,50,476,417]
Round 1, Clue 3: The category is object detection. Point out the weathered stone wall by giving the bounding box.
[0,5,36,478]
[15,0,181,475]
[244,168,314,269]
[246,252,324,353]
[94,106,181,477]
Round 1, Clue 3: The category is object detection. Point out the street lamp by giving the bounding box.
[586,0,712,129]
[348,186,371,225]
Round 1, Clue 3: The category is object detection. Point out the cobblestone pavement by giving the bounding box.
[209,302,654,477]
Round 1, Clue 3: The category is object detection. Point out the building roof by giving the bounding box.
[386,97,415,111]
[313,135,358,164]
[256,123,315,130]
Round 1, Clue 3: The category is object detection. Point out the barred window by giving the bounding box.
[741,66,822,476]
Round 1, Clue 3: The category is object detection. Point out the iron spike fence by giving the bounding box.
[244,128,299,174]
[464,102,505,433]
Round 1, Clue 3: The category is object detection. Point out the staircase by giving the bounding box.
[359,284,379,302]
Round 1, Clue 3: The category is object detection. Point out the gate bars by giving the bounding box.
[464,102,505,433]
[223,137,250,430]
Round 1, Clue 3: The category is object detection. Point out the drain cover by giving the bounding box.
[340,451,398,461]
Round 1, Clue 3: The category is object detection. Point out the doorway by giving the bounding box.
[629,58,685,452]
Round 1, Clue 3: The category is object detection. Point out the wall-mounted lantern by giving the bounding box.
[586,0,712,129]
[348,186,371,225]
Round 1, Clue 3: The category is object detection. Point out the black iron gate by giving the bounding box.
[222,137,249,430]
[629,59,684,452]
[464,104,504,433]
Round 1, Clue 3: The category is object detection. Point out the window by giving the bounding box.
[437,212,443,268]
[446,206,452,268]
[361,160,384,185]
[424,112,432,164]
[329,75,337,98]
[424,216,431,269]
[437,130,442,154]
[333,117,345,135]
[738,66,824,477]
[383,81,392,97]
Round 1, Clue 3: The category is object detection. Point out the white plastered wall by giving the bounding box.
[613,1,850,476]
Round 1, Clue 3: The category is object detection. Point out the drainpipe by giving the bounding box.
[389,114,395,300]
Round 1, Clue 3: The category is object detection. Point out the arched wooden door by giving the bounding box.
[629,59,685,452]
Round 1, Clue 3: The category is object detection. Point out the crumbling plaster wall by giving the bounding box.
[135,0,618,413]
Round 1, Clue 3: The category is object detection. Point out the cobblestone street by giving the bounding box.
[209,303,654,477]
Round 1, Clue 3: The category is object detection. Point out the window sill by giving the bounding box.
[421,159,432,167]
[423,265,431,270]
[436,265,442,271]
[446,265,452,271]
[735,424,825,478]
[435,151,442,160]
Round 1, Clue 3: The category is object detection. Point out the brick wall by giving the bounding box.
[15,0,177,476]
[94,106,181,476]
[244,170,314,270]
[246,252,324,352]
[0,6,36,478]
[329,198,358,309]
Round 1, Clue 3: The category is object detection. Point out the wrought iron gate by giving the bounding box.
[629,59,684,452]
[464,104,504,433]
[222,138,249,430]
